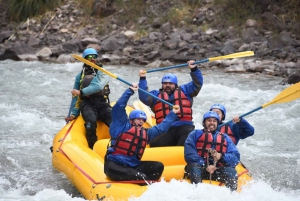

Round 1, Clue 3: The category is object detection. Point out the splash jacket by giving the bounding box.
[70,64,110,117]
[184,129,240,168]
[138,66,203,127]
[81,74,110,101]
[106,88,178,167]
[218,118,254,145]
[153,89,192,124]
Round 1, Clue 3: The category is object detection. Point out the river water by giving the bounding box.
[0,60,299,201]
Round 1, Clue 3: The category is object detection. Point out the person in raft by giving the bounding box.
[66,47,112,149]
[210,103,254,145]
[138,60,203,147]
[184,111,240,191]
[104,84,180,182]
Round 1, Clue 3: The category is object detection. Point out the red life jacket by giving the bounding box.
[219,125,236,145]
[112,126,148,159]
[153,89,192,124]
[196,129,228,164]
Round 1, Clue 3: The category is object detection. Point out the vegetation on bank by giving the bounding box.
[8,0,62,21]
[213,0,300,30]
[4,0,300,37]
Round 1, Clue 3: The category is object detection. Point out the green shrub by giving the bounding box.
[135,26,148,40]
[213,0,262,27]
[9,0,62,22]
[166,6,190,26]
[113,0,148,27]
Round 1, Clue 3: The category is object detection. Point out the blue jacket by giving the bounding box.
[219,118,254,145]
[138,67,203,127]
[106,88,178,167]
[70,69,109,117]
[184,129,240,168]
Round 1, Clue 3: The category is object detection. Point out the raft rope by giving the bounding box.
[207,148,217,184]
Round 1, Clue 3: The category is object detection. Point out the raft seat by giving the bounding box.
[94,139,187,181]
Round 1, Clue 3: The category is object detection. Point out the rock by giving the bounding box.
[60,28,68,33]
[62,38,84,53]
[57,54,75,63]
[280,71,300,84]
[100,38,121,52]
[161,60,173,67]
[148,32,163,41]
[0,31,13,43]
[245,19,257,27]
[160,22,171,33]
[224,64,246,73]
[123,31,137,38]
[163,39,178,50]
[36,47,52,61]
[27,36,41,48]
[144,51,160,61]
[81,38,100,46]
[0,42,37,61]
[138,17,147,25]
[286,72,300,84]
[221,41,235,54]
[205,28,218,35]
[152,17,165,28]
[268,31,294,49]
[122,46,134,56]
[145,60,162,68]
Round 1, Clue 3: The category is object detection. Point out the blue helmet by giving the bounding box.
[82,48,98,58]
[129,110,147,121]
[161,73,178,85]
[202,111,220,125]
[210,103,226,121]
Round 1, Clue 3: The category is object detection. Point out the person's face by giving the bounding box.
[162,82,176,94]
[85,54,98,64]
[211,108,223,121]
[131,118,145,127]
[204,117,218,131]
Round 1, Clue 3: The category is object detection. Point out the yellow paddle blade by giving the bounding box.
[262,82,300,108]
[208,51,254,62]
[72,54,118,79]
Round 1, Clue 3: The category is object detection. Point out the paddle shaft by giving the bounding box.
[218,106,262,128]
[115,77,174,107]
[218,82,300,128]
[146,51,254,73]
[72,54,174,108]
[146,59,208,73]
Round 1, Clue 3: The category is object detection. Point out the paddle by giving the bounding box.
[145,51,254,73]
[66,96,77,124]
[72,54,175,108]
[218,82,300,128]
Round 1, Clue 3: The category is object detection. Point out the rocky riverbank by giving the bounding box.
[0,0,300,84]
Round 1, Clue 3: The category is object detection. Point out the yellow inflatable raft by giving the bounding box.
[52,105,252,201]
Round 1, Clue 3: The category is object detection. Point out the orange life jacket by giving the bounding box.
[219,125,236,145]
[153,89,192,124]
[111,126,148,159]
[196,129,227,164]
